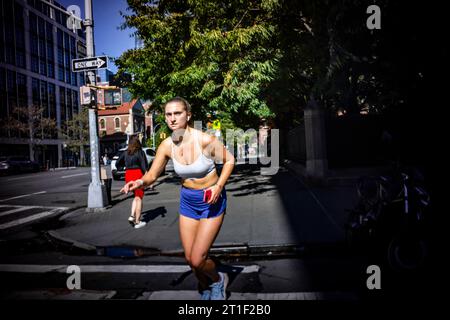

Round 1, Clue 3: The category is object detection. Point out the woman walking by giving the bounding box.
[117,135,148,229]
[120,97,235,300]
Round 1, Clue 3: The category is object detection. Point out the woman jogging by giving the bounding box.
[120,97,235,300]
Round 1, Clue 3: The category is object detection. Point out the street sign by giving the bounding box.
[76,41,87,57]
[72,56,108,72]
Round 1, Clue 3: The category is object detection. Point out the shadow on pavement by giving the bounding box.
[141,206,167,223]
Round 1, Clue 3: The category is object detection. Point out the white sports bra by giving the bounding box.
[171,131,216,179]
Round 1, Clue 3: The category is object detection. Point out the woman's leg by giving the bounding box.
[189,213,225,283]
[179,215,210,290]
[131,197,137,218]
[134,197,142,223]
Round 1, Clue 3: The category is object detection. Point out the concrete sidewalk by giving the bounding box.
[48,163,360,254]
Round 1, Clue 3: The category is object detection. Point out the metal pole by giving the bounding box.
[152,124,160,149]
[85,0,107,209]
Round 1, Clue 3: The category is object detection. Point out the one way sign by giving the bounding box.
[72,56,108,72]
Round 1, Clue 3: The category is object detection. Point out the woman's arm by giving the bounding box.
[140,149,149,173]
[203,133,235,203]
[120,139,171,194]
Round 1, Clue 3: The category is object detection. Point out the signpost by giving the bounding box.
[72,56,108,72]
[42,0,107,210]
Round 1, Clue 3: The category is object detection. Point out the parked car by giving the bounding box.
[0,156,40,175]
[111,147,156,181]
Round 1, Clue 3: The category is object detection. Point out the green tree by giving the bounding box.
[61,106,90,165]
[117,0,447,132]
[116,0,282,129]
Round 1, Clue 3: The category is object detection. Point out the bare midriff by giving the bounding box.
[181,169,219,190]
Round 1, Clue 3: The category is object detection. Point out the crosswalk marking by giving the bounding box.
[0,264,260,274]
[0,191,46,202]
[0,206,39,217]
[0,205,68,230]
[143,290,359,301]
[0,264,360,301]
[61,173,89,179]
[1,289,359,300]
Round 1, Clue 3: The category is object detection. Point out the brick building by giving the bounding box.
[98,98,152,157]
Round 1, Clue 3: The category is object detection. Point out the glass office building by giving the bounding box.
[0,0,87,168]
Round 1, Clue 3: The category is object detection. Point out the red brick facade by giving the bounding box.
[98,114,129,136]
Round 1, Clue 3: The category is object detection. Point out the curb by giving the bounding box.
[45,229,347,260]
[47,230,97,252]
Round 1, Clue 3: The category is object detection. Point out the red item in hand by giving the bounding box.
[203,188,212,203]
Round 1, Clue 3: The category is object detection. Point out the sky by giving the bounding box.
[57,0,136,73]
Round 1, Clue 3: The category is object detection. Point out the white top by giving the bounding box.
[171,131,216,179]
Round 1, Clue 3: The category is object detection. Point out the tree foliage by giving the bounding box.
[1,105,57,141]
[116,0,282,129]
[60,106,90,155]
[116,0,448,131]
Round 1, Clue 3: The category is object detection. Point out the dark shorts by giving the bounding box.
[179,186,227,220]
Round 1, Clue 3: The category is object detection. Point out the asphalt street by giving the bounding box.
[0,165,438,301]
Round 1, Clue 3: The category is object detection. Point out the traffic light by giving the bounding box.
[104,88,122,106]
[80,86,97,108]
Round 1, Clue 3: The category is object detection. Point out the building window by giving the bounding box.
[5,46,15,65]
[31,56,39,74]
[47,61,54,78]
[7,70,16,94]
[30,35,39,55]
[65,67,71,83]
[40,58,47,76]
[115,118,121,130]
[32,78,40,106]
[72,90,79,114]
[100,118,106,130]
[16,27,25,49]
[66,88,72,120]
[14,2,24,27]
[39,38,46,59]
[47,42,54,60]
[40,81,48,116]
[57,29,64,48]
[58,66,64,82]
[17,73,27,108]
[46,22,53,41]
[38,17,45,38]
[16,50,26,69]
[59,86,66,126]
[48,83,56,119]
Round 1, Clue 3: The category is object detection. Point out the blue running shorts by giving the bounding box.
[179,186,227,220]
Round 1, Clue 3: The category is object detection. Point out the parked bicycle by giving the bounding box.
[345,165,431,272]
